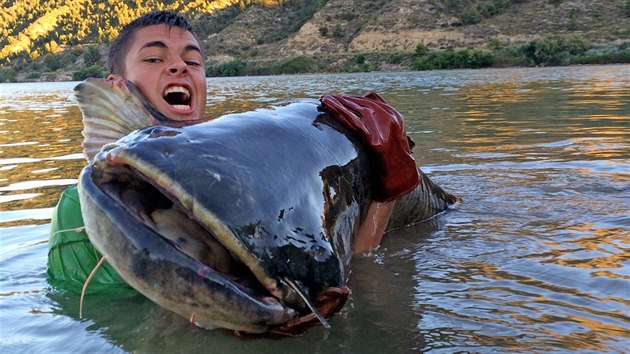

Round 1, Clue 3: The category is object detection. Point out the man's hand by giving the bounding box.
[320,92,419,202]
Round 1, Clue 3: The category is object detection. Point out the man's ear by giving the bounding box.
[107,74,123,81]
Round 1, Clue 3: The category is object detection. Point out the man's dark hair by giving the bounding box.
[107,11,201,75]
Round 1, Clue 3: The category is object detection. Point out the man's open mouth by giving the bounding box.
[163,85,192,111]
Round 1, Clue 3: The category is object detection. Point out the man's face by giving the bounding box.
[114,25,207,121]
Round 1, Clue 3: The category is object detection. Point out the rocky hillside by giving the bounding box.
[1,0,629,81]
[199,0,629,60]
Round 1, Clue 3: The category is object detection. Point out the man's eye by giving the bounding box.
[186,61,201,67]
[144,58,162,63]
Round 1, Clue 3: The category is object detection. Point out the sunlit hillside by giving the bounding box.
[0,0,283,62]
[1,0,629,82]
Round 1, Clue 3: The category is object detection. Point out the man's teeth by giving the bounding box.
[163,86,192,111]
[164,86,190,98]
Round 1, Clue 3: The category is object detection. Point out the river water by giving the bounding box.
[1,66,628,353]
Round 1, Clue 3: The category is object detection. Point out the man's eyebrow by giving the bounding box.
[139,41,202,54]
[140,41,168,50]
[184,44,202,55]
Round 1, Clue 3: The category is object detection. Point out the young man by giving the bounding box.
[48,11,413,292]
[47,11,211,292]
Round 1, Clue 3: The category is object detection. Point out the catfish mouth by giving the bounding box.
[89,160,349,334]
[94,162,283,307]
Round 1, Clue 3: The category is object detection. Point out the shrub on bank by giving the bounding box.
[72,64,107,81]
[43,54,62,72]
[83,46,102,67]
[206,59,248,77]
[207,57,314,77]
[520,34,590,65]
[0,68,17,83]
[413,48,495,70]
[26,71,41,80]
[270,56,313,74]
[571,50,630,65]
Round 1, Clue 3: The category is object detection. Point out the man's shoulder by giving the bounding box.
[51,184,84,235]
[59,184,80,205]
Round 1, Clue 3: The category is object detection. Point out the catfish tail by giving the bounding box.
[386,168,459,231]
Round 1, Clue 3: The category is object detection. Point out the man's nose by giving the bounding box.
[168,59,188,74]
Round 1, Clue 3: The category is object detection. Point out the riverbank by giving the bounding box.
[204,39,630,77]
[2,36,629,84]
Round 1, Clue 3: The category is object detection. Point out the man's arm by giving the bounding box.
[320,93,419,254]
[354,200,396,254]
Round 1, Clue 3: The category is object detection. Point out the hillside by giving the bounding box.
[207,0,628,57]
[1,0,629,82]
[199,0,629,71]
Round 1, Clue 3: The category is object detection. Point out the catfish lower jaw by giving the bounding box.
[91,160,293,313]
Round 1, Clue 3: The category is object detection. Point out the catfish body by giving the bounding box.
[76,79,457,333]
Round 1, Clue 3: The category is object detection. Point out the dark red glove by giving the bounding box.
[320,92,420,202]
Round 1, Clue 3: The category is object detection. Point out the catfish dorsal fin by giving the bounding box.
[74,78,158,162]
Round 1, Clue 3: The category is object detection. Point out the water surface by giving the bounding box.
[1,66,629,353]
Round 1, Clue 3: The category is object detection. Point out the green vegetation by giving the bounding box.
[207,56,314,76]
[442,0,521,25]
[271,56,313,74]
[0,68,17,83]
[338,10,356,21]
[332,23,344,38]
[206,59,248,76]
[460,8,482,25]
[520,34,590,65]
[191,7,242,40]
[415,43,430,56]
[72,63,107,81]
[572,50,630,65]
[25,71,42,80]
[413,48,495,70]
[387,52,405,65]
[479,0,511,17]
[408,34,629,71]
[83,46,102,67]
[569,8,580,30]
[40,47,83,73]
[43,54,63,72]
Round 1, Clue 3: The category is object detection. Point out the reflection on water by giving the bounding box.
[1,65,629,353]
[0,82,84,215]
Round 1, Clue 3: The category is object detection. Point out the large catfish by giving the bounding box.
[76,79,457,334]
